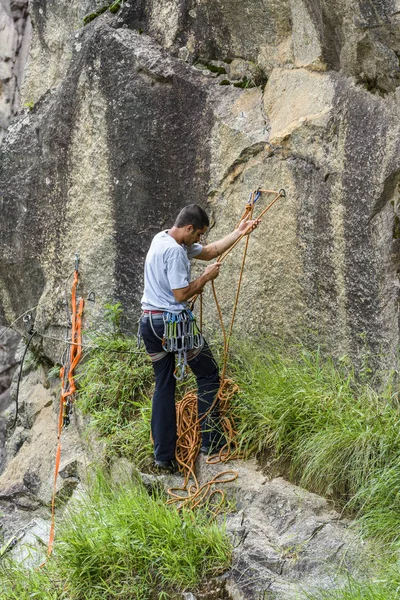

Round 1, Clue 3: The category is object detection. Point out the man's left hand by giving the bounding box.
[237,217,261,236]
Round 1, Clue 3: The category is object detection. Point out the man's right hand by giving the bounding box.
[173,262,221,302]
[204,262,221,281]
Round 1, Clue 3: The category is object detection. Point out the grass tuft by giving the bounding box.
[228,339,400,599]
[349,462,400,545]
[305,559,400,599]
[229,340,400,542]
[76,313,154,466]
[0,472,231,599]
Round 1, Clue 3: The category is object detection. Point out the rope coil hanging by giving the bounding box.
[168,187,286,513]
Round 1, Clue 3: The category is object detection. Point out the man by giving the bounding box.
[140,204,259,472]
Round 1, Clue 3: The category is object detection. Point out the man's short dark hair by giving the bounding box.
[174,204,209,230]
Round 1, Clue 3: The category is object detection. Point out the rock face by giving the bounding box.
[0,326,20,474]
[0,367,86,542]
[0,0,30,140]
[1,0,400,371]
[0,327,19,397]
[0,2,397,593]
[142,456,367,599]
[20,0,106,106]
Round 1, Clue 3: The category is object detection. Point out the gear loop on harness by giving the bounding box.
[162,309,204,381]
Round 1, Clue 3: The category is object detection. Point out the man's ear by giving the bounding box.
[186,224,194,233]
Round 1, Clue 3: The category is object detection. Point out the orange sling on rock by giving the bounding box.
[46,268,84,558]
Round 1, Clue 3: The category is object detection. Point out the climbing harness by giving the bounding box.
[168,187,286,513]
[162,309,203,381]
[138,308,204,380]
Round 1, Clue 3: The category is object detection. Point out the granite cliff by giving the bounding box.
[0,1,399,597]
[1,0,400,366]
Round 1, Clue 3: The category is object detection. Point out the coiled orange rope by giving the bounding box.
[168,188,285,513]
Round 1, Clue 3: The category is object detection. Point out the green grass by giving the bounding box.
[227,339,400,598]
[349,462,400,544]
[306,558,400,599]
[230,341,400,518]
[0,472,231,599]
[76,323,400,545]
[76,311,154,466]
[7,314,398,600]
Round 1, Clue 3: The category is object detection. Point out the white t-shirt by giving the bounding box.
[141,231,203,313]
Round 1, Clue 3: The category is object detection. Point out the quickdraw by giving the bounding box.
[162,309,203,381]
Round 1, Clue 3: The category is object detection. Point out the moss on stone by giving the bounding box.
[109,1,122,14]
[83,5,109,26]
[200,62,226,75]
[83,1,121,25]
[233,77,255,89]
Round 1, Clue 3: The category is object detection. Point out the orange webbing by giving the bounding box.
[46,270,84,558]
[168,189,284,512]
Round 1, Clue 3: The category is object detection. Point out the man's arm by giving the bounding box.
[172,262,221,303]
[195,216,260,261]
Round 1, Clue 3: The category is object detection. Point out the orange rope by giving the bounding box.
[46,269,84,559]
[168,188,285,512]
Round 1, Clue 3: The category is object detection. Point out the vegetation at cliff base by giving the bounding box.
[76,303,154,467]
[228,339,400,599]
[2,312,399,599]
[306,558,400,600]
[230,341,400,548]
[77,314,400,557]
[0,473,231,599]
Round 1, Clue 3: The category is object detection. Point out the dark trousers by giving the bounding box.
[140,314,222,461]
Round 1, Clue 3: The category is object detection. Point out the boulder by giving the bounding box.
[0,368,86,541]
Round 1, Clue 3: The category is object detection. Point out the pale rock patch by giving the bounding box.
[263,68,335,144]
